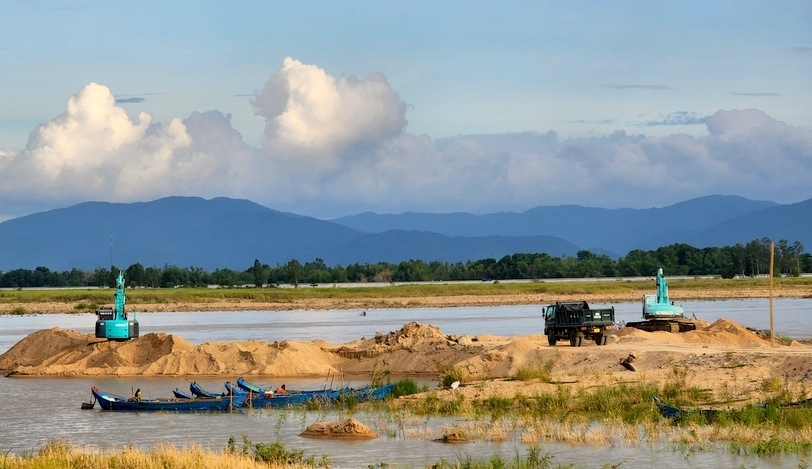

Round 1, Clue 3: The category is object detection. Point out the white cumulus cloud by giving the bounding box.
[0,59,811,220]
[252,57,407,167]
[0,83,257,204]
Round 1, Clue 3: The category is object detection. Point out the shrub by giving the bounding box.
[392,379,419,397]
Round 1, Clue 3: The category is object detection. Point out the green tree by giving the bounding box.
[125,263,146,287]
[250,259,267,287]
[286,259,301,287]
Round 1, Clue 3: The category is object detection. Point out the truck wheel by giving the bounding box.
[547,332,556,346]
[595,334,608,346]
[569,334,582,347]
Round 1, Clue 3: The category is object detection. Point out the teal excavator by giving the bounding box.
[626,267,696,333]
[94,271,139,340]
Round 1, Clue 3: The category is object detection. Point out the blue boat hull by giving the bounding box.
[233,378,394,406]
[91,386,245,412]
[225,381,316,408]
[190,381,227,399]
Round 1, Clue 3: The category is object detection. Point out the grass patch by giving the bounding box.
[437,363,472,388]
[391,378,422,397]
[73,302,98,312]
[512,358,554,382]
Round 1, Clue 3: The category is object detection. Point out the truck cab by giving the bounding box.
[544,301,614,347]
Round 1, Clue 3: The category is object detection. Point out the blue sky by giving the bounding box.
[1,1,810,221]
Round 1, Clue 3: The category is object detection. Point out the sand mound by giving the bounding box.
[374,321,447,346]
[614,327,687,344]
[0,331,198,376]
[682,318,768,346]
[299,418,377,439]
[613,318,768,347]
[0,328,94,370]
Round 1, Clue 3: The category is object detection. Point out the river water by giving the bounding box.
[1,298,811,468]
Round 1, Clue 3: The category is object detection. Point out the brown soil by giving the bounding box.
[432,432,471,444]
[300,418,378,439]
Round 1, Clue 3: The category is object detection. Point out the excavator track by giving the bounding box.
[626,320,696,333]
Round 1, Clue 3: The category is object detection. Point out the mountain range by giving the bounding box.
[0,195,809,271]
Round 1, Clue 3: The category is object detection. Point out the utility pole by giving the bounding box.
[770,242,774,347]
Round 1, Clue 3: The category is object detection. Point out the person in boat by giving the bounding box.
[128,388,142,402]
[275,384,287,393]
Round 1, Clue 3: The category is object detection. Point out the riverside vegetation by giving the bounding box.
[0,439,587,469]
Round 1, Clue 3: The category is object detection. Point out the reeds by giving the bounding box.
[380,374,812,456]
[1,439,306,469]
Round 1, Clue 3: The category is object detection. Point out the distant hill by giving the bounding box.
[2,194,809,272]
[334,195,791,254]
[689,198,812,248]
[0,197,579,271]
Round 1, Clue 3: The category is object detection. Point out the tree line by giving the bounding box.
[1,237,808,289]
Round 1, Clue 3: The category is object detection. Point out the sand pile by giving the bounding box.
[300,418,377,439]
[374,321,447,346]
[0,328,90,369]
[683,318,768,346]
[613,318,768,347]
[0,329,198,376]
[0,319,802,380]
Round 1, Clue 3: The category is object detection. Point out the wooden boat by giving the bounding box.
[236,377,336,401]
[172,388,193,399]
[189,381,228,399]
[365,382,395,401]
[653,396,721,421]
[225,381,313,408]
[235,377,394,404]
[236,376,265,393]
[91,386,246,412]
[653,396,684,418]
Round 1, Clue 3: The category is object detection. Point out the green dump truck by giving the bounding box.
[543,301,615,347]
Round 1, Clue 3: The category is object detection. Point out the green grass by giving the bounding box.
[512,358,554,382]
